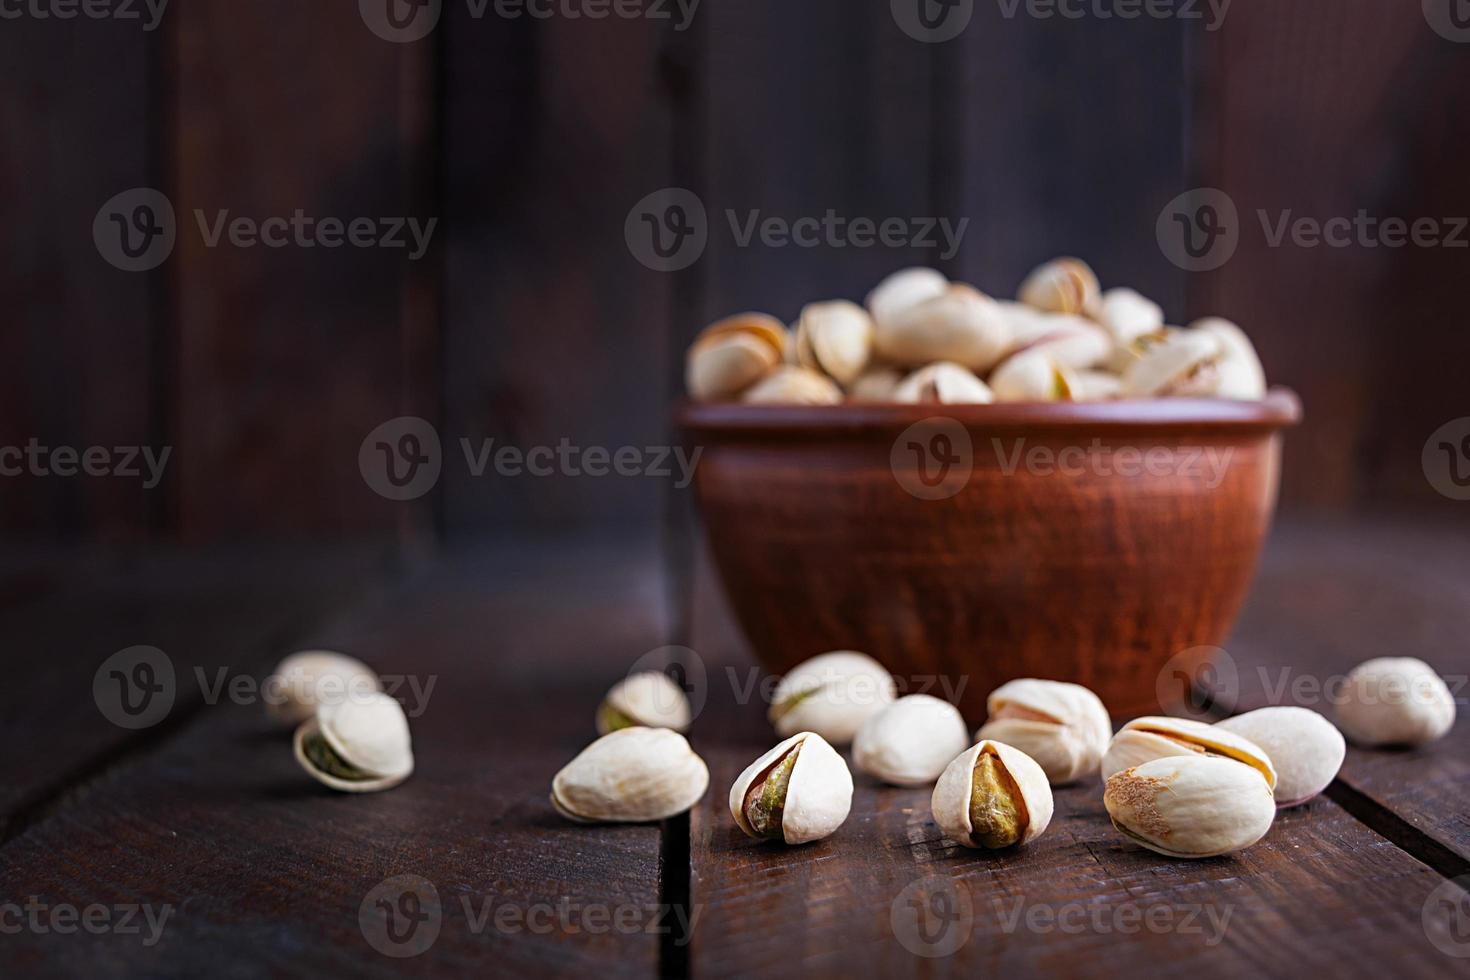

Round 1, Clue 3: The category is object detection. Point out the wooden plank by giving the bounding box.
[1222,518,1470,868]
[170,0,438,540]
[690,745,1456,979]
[0,539,672,977]
[0,16,154,539]
[440,11,676,535]
[0,548,395,833]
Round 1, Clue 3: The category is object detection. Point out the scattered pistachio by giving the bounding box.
[1101,716,1277,790]
[1336,657,1456,747]
[976,679,1112,785]
[1105,755,1276,859]
[597,671,692,735]
[768,651,896,745]
[266,650,381,727]
[552,727,710,823]
[853,694,970,786]
[931,740,1054,849]
[1216,706,1344,807]
[729,732,853,844]
[292,692,414,794]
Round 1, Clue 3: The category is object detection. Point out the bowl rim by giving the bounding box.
[676,387,1302,436]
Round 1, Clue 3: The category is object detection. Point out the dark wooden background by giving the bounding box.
[2,0,1467,548]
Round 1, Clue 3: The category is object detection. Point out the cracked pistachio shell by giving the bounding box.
[866,267,950,327]
[1004,314,1112,371]
[1018,258,1101,317]
[742,366,844,405]
[266,650,381,727]
[1216,707,1344,807]
[796,301,874,386]
[1105,755,1276,859]
[847,367,904,402]
[989,350,1080,403]
[976,679,1112,785]
[891,361,994,405]
[1101,716,1277,790]
[1098,288,1165,346]
[853,694,970,787]
[1189,318,1267,399]
[769,651,896,745]
[1074,370,1123,401]
[1105,326,1174,375]
[1336,657,1456,747]
[729,732,853,844]
[293,692,414,794]
[597,671,691,735]
[686,313,787,402]
[874,285,1014,372]
[932,740,1054,849]
[1121,330,1224,397]
[552,727,710,824]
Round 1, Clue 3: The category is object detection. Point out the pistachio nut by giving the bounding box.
[742,366,844,405]
[1216,707,1344,807]
[1074,370,1123,401]
[1121,330,1225,397]
[686,313,787,402]
[1018,257,1102,317]
[795,301,874,386]
[976,679,1112,785]
[1098,288,1164,346]
[853,694,970,787]
[1101,716,1277,790]
[931,740,1055,849]
[1105,326,1174,375]
[729,732,853,844]
[292,692,414,794]
[891,361,994,405]
[1004,313,1112,370]
[873,285,1013,372]
[1105,755,1276,859]
[552,727,710,823]
[597,671,692,735]
[266,649,381,727]
[769,651,896,745]
[1189,317,1267,400]
[865,267,949,328]
[1336,657,1456,747]
[847,367,904,402]
[989,350,1079,403]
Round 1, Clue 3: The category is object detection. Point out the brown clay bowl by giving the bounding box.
[677,390,1301,721]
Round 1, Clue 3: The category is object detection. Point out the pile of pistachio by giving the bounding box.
[553,654,1456,858]
[685,258,1267,405]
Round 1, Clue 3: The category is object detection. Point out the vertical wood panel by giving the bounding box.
[0,20,153,541]
[171,1,438,541]
[442,12,675,534]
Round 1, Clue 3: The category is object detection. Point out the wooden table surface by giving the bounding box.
[1,518,1468,978]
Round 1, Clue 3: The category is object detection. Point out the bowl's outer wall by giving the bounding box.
[689,423,1284,722]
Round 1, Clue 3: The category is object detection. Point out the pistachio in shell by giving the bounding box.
[1216,706,1344,807]
[742,366,844,405]
[685,313,787,402]
[768,651,896,745]
[891,361,994,405]
[795,300,874,387]
[853,694,970,787]
[597,671,692,735]
[266,649,381,727]
[931,740,1054,849]
[1105,755,1276,859]
[873,285,1013,373]
[1101,716,1277,790]
[292,692,414,794]
[552,727,709,824]
[1018,257,1102,317]
[729,732,853,844]
[976,679,1112,785]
